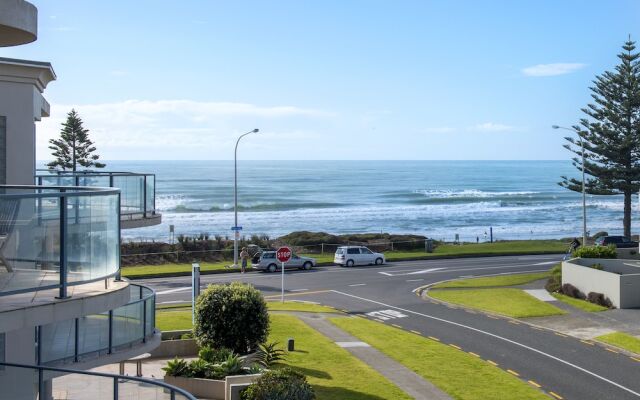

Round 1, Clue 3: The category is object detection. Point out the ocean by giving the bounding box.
[67,160,640,242]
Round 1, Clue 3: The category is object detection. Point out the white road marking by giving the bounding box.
[156,287,191,295]
[378,272,393,276]
[332,290,640,398]
[406,279,424,282]
[290,288,310,292]
[336,341,371,348]
[158,300,189,304]
[366,309,408,320]
[532,261,559,266]
[349,283,366,287]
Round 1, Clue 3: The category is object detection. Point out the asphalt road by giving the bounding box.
[139,255,640,400]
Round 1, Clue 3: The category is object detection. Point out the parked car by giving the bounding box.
[594,235,639,248]
[253,251,316,272]
[334,246,385,267]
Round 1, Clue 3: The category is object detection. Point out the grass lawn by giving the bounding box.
[270,314,411,400]
[122,240,566,279]
[331,317,549,400]
[156,301,340,331]
[429,288,565,318]
[595,332,640,354]
[551,293,608,312]
[432,272,551,289]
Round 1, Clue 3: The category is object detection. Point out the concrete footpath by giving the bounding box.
[294,312,452,400]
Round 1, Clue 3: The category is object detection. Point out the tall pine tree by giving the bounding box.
[560,37,640,237]
[47,109,106,171]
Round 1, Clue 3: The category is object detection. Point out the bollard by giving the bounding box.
[287,338,295,351]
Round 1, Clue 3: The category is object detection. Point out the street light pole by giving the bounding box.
[233,128,259,267]
[553,125,587,246]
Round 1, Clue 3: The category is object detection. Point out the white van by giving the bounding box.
[334,246,385,267]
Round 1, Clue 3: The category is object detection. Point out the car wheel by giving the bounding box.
[375,257,383,265]
[268,264,277,273]
[346,259,354,267]
[303,261,312,270]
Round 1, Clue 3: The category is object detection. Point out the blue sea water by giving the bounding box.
[83,160,640,242]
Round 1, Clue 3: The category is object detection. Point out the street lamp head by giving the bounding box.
[551,125,560,129]
[252,129,259,133]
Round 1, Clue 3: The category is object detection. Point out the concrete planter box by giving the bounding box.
[562,258,640,308]
[165,373,261,400]
[150,338,199,358]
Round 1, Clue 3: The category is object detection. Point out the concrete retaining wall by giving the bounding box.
[149,338,198,358]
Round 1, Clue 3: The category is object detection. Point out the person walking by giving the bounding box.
[240,247,250,274]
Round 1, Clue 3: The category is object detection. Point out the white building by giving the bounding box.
[0,2,187,399]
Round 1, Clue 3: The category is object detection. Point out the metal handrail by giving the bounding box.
[0,360,197,400]
[0,184,119,198]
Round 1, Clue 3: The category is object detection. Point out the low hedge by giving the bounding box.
[242,368,315,400]
[572,245,617,259]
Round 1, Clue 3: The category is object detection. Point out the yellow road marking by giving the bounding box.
[549,391,563,399]
[391,324,402,329]
[528,380,541,388]
[410,330,422,335]
[449,344,462,350]
[428,336,440,342]
[606,348,619,354]
[468,351,480,357]
[264,290,330,299]
[507,369,519,376]
[554,332,568,338]
[487,360,498,366]
[508,320,520,325]
[580,340,594,346]
[631,357,640,362]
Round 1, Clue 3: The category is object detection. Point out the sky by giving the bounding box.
[3,0,640,161]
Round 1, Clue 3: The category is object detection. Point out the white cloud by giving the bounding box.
[522,63,586,77]
[469,122,516,132]
[36,100,333,160]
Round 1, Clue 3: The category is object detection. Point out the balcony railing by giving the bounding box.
[0,185,120,298]
[38,284,156,366]
[0,361,196,400]
[36,170,159,227]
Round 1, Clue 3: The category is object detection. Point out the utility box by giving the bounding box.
[425,239,434,253]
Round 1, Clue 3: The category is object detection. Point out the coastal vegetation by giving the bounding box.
[47,109,105,171]
[559,38,640,237]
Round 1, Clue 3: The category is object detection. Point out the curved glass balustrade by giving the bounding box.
[0,361,196,400]
[36,171,157,221]
[39,284,156,365]
[0,185,120,297]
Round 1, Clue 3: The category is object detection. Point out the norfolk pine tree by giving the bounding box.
[47,109,106,171]
[560,37,640,238]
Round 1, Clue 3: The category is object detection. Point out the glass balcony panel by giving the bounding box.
[40,318,75,364]
[113,175,145,215]
[78,175,110,187]
[52,373,114,400]
[118,379,176,399]
[112,302,144,349]
[145,296,154,338]
[0,193,61,295]
[145,175,154,214]
[77,312,110,358]
[66,194,119,283]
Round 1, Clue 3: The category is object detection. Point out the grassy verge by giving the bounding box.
[122,240,566,279]
[331,317,548,400]
[429,288,565,318]
[551,293,608,312]
[595,332,640,354]
[432,272,551,289]
[270,314,411,400]
[156,301,340,331]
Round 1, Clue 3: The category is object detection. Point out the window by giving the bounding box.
[361,248,373,254]
[347,248,360,254]
[335,249,344,255]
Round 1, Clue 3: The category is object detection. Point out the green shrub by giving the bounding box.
[587,292,613,308]
[162,357,189,377]
[561,283,585,300]
[194,282,269,354]
[545,264,562,293]
[572,245,617,259]
[188,359,210,378]
[199,346,234,363]
[253,342,286,368]
[241,368,315,400]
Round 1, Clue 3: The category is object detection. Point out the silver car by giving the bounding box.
[253,251,316,272]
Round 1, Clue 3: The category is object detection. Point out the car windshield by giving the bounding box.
[335,249,344,255]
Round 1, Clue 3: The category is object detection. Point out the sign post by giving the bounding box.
[276,247,292,303]
[192,263,200,325]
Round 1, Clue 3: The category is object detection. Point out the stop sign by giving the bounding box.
[276,247,292,263]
